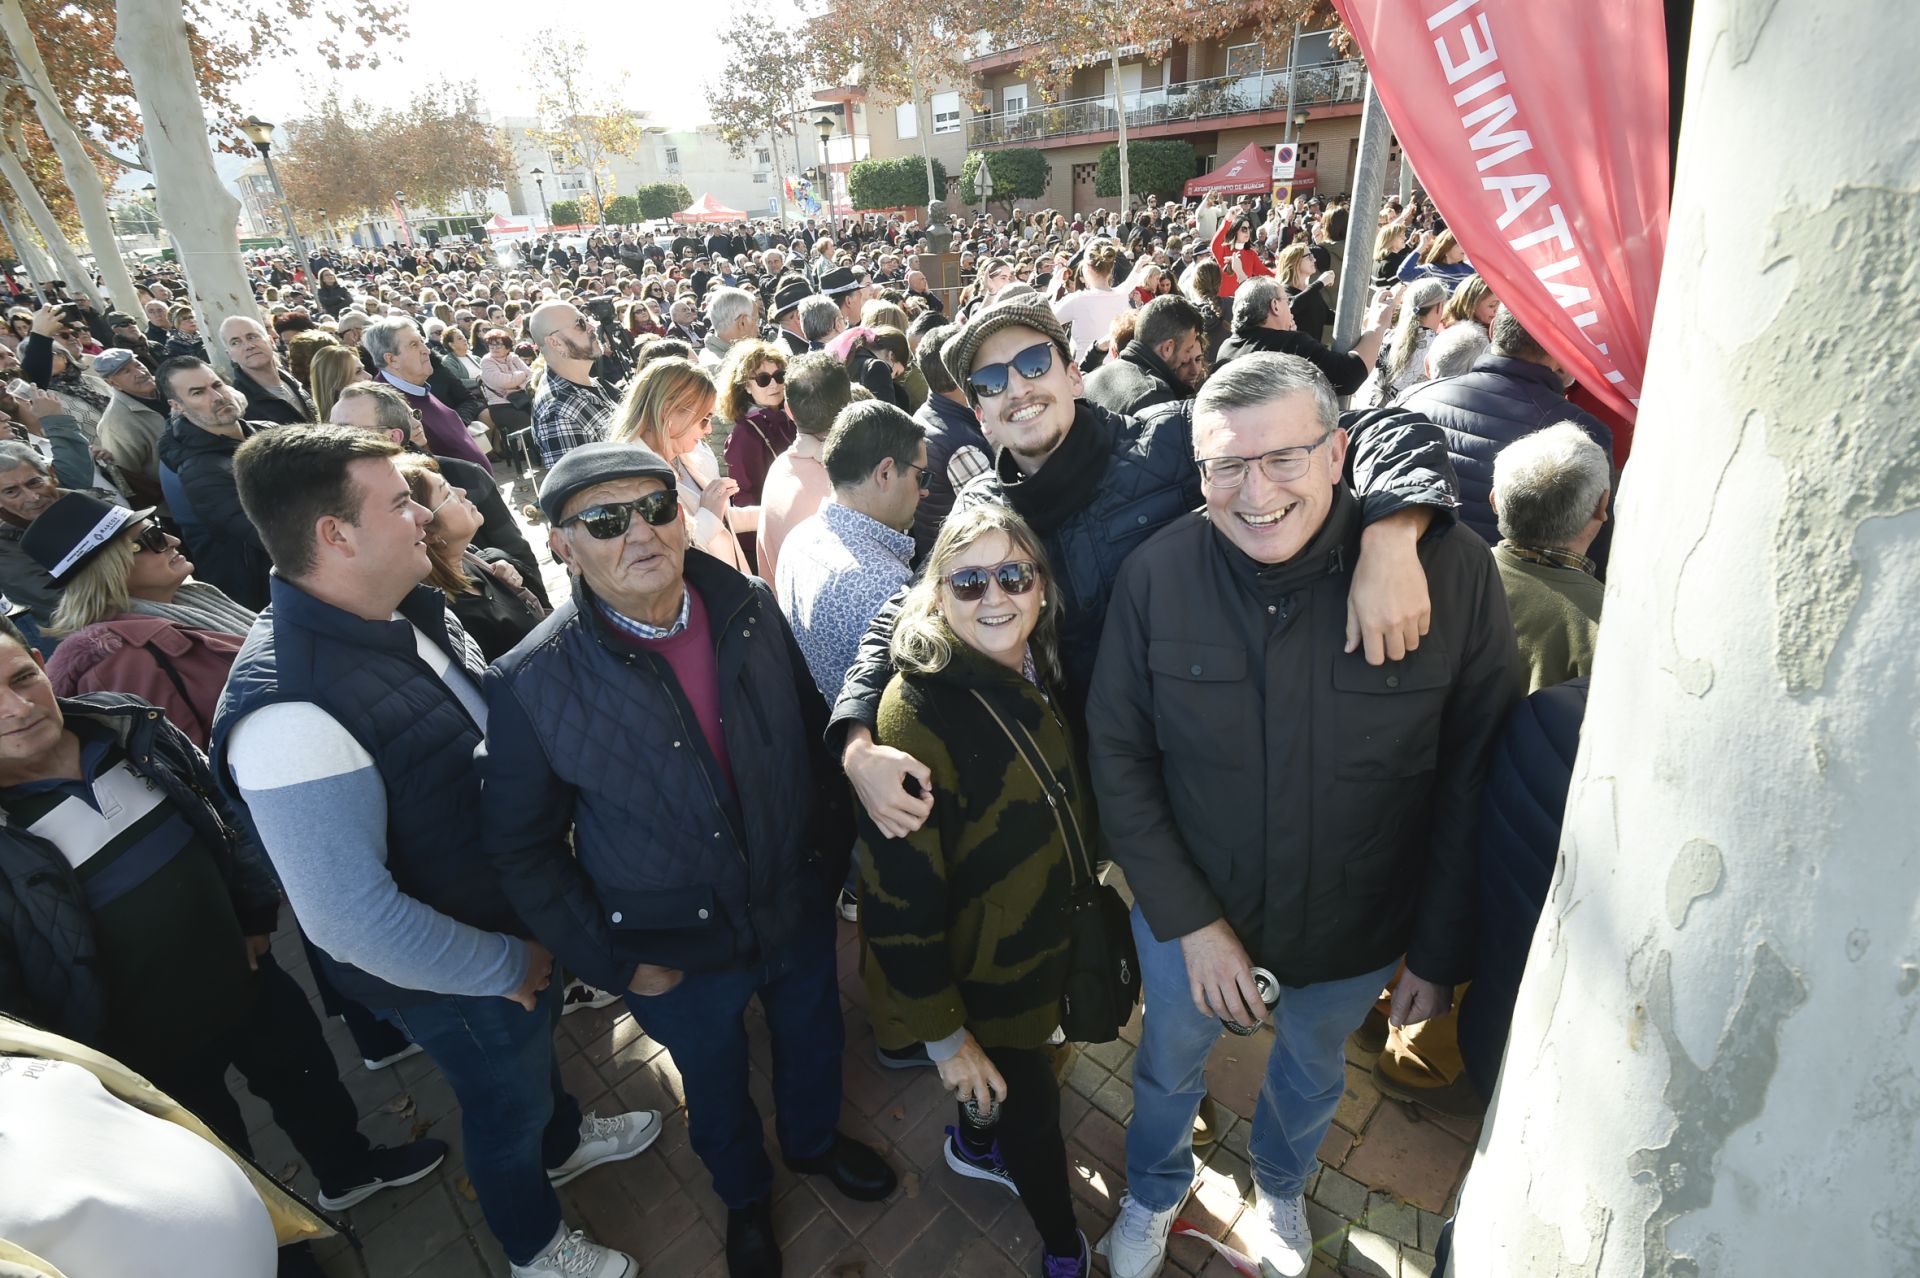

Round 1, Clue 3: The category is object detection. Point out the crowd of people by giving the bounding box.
[0,180,1618,1278]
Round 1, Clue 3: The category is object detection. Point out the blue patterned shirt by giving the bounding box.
[773,501,915,699]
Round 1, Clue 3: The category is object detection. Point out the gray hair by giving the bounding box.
[361,316,416,373]
[707,287,757,334]
[335,381,414,436]
[1193,352,1340,441]
[1492,422,1611,547]
[0,441,50,475]
[1427,321,1491,379]
[1231,275,1286,335]
[798,295,841,344]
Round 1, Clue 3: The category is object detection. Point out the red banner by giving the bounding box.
[1332,0,1668,430]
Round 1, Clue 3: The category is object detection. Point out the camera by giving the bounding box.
[582,295,617,325]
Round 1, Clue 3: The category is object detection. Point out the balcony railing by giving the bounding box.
[966,58,1367,148]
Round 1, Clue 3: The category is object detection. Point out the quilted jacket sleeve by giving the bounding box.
[1343,404,1461,532]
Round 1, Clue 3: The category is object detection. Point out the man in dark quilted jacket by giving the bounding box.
[480,441,894,1278]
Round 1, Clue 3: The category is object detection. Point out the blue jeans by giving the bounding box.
[378,981,581,1265]
[1125,906,1396,1209]
[623,914,844,1208]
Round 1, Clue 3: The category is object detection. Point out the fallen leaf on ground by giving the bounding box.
[453,1174,477,1202]
[279,1161,301,1182]
[889,1106,906,1122]
[901,1171,922,1199]
[381,1093,415,1116]
[409,1118,435,1142]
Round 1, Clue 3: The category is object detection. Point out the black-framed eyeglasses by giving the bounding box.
[965,341,1054,400]
[943,559,1037,602]
[129,522,171,555]
[901,461,932,493]
[560,490,680,539]
[1194,430,1336,488]
[751,370,785,388]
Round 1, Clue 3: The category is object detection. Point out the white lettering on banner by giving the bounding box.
[1422,0,1632,398]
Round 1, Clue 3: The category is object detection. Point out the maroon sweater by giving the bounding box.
[604,589,734,791]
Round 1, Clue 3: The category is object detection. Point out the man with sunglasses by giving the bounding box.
[528,301,619,468]
[480,441,892,1278]
[1213,275,1390,397]
[1085,354,1522,1278]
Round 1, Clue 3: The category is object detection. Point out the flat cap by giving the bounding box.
[538,440,677,524]
[943,295,1073,395]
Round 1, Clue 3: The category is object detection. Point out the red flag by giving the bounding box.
[1333,0,1669,434]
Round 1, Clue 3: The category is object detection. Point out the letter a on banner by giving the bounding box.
[1332,0,1668,441]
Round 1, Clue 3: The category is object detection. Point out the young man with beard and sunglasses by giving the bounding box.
[528,301,620,468]
[825,293,1463,1157]
[479,442,893,1278]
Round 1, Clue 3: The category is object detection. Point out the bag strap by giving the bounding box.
[968,688,1095,888]
[143,640,206,742]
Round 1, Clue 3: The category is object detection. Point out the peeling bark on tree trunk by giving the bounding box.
[0,195,54,289]
[113,0,257,373]
[0,133,103,309]
[0,0,139,311]
[1447,2,1920,1275]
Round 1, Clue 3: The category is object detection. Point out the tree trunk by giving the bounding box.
[908,59,939,211]
[0,195,53,290]
[0,131,103,309]
[114,0,258,373]
[1446,1,1920,1274]
[1111,50,1130,215]
[0,0,139,311]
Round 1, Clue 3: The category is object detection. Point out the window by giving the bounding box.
[1003,83,1027,114]
[1298,142,1319,168]
[558,174,588,193]
[896,103,918,139]
[664,146,680,171]
[931,90,960,135]
[1293,30,1336,66]
[1225,42,1261,79]
[752,172,769,183]
[755,147,771,165]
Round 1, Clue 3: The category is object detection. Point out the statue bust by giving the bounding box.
[924,200,952,255]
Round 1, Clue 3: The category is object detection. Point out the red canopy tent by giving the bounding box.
[481,213,535,235]
[673,193,748,224]
[1183,143,1317,197]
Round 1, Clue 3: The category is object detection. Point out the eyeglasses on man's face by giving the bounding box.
[1194,429,1336,488]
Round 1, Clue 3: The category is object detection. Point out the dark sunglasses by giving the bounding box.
[129,523,171,555]
[751,370,785,388]
[965,341,1055,400]
[943,559,1038,602]
[560,490,680,539]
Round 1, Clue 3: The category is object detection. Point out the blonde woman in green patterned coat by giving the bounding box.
[858,503,1093,1278]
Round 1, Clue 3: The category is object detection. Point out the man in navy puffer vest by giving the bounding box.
[212,426,655,1278]
[479,441,890,1278]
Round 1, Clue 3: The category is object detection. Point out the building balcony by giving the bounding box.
[966,58,1366,149]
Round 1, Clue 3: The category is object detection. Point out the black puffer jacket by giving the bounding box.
[830,398,1459,740]
[479,551,854,990]
[1087,492,1524,987]
[0,697,280,1043]
[1394,353,1614,546]
[156,417,272,610]
[1215,325,1371,397]
[1083,341,1192,417]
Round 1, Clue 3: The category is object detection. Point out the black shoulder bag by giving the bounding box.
[971,689,1140,1044]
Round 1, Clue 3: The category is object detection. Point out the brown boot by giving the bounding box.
[1371,1056,1486,1119]
[1349,1007,1389,1055]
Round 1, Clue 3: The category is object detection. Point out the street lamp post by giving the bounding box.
[530,168,551,231]
[238,115,310,268]
[815,115,837,236]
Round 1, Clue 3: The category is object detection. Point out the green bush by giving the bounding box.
[636,183,693,220]
[960,149,1048,205]
[1094,139,1196,201]
[602,194,642,225]
[847,155,948,210]
[548,198,584,226]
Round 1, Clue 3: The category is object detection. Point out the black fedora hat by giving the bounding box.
[818,265,862,297]
[769,276,814,320]
[22,492,158,582]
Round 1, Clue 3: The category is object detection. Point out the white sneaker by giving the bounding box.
[509,1227,634,1277]
[547,1109,662,1187]
[1236,1187,1314,1277]
[1095,1191,1178,1278]
[561,979,620,1016]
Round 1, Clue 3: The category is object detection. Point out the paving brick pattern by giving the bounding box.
[260,477,1476,1277]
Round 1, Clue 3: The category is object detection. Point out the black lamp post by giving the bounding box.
[815,115,837,231]
[238,115,309,264]
[530,167,551,230]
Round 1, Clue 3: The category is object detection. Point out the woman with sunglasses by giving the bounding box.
[716,337,795,513]
[394,454,547,661]
[611,357,752,572]
[859,503,1093,1278]
[28,493,254,748]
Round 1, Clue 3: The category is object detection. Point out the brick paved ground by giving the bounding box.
[255,474,1474,1278]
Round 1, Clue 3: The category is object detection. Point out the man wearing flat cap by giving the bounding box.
[480,441,893,1278]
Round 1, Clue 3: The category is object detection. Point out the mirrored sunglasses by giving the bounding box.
[943,559,1038,602]
[561,490,680,539]
[965,341,1054,400]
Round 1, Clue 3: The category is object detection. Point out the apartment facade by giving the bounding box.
[853,26,1408,217]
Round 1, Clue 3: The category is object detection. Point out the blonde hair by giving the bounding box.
[611,357,716,458]
[1444,274,1492,327]
[49,535,136,635]
[716,339,786,425]
[861,300,909,332]
[1083,240,1119,283]
[308,345,367,421]
[1422,228,1460,266]
[1373,221,1407,263]
[1274,243,1313,288]
[889,504,1061,684]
